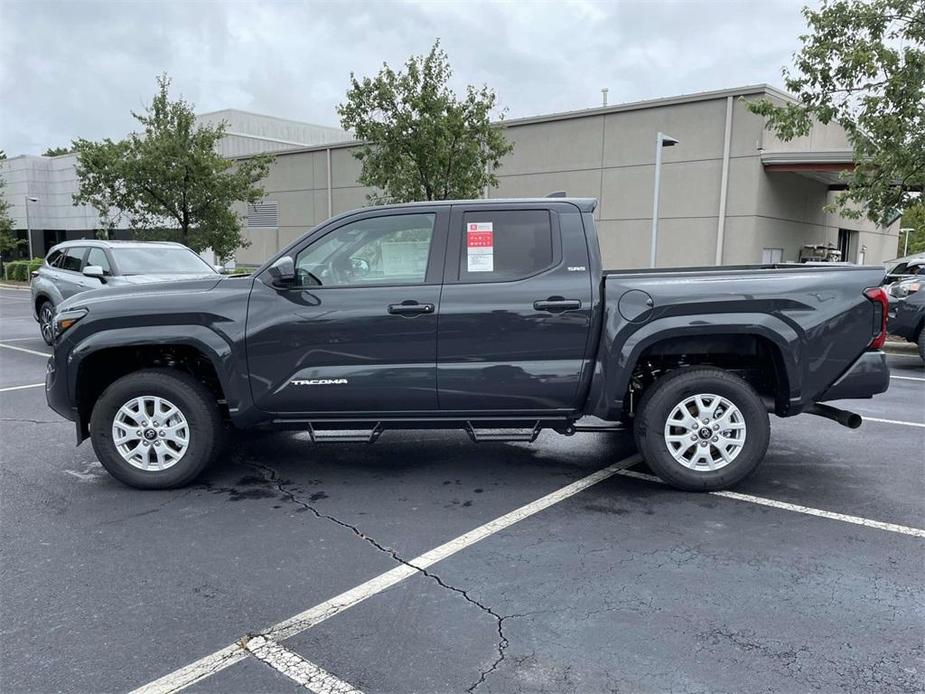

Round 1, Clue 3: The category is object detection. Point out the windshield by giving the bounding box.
[111,247,216,275]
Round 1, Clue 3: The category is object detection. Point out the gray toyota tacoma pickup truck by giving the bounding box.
[44,198,891,491]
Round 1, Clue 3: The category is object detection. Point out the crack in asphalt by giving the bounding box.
[244,460,510,692]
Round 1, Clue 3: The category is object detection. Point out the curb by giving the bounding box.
[0,283,29,291]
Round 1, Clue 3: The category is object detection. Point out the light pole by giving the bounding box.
[899,227,914,256]
[24,195,39,260]
[650,132,679,268]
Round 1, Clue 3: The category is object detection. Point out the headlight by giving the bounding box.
[891,281,921,298]
[54,307,88,337]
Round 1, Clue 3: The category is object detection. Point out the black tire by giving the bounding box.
[917,329,925,364]
[90,368,222,489]
[633,367,770,491]
[38,300,55,346]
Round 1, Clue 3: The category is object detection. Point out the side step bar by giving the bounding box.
[464,421,542,443]
[306,423,384,444]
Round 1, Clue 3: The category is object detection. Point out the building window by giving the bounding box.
[247,201,279,229]
[761,248,784,264]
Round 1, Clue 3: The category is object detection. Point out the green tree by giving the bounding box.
[73,75,273,260]
[898,202,925,256]
[337,41,513,203]
[748,0,924,225]
[43,146,73,157]
[0,151,26,274]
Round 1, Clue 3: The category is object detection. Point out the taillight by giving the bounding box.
[863,287,888,349]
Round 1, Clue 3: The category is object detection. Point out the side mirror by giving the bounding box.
[83,265,107,283]
[267,256,296,286]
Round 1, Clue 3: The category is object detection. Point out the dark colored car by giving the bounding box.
[44,198,890,491]
[888,283,925,362]
[31,240,218,344]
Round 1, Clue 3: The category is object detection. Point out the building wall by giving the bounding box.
[239,88,897,270]
[2,88,899,268]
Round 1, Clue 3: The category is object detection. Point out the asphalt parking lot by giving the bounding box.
[1,285,923,694]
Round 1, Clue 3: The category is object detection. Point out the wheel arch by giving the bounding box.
[68,326,250,440]
[588,313,800,421]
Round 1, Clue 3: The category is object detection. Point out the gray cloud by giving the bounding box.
[0,0,809,155]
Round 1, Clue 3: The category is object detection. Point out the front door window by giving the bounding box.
[295,213,435,288]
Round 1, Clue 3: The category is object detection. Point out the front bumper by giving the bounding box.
[818,351,890,402]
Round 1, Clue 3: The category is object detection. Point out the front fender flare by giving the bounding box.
[67,325,252,423]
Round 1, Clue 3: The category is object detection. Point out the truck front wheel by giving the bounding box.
[90,369,222,489]
[634,367,770,491]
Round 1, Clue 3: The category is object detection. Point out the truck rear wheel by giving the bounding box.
[90,369,222,489]
[634,367,770,491]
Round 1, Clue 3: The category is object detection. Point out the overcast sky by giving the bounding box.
[0,0,812,156]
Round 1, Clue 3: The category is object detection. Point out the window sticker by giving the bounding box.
[467,222,494,272]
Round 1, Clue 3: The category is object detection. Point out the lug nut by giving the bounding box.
[713,424,719,430]
[702,418,709,424]
[136,430,142,436]
[159,430,165,437]
[143,440,150,446]
[692,423,699,430]
[154,441,161,447]
[690,434,697,441]
[699,441,708,447]
[712,436,718,442]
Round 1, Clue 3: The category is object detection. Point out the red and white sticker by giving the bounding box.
[467,222,493,272]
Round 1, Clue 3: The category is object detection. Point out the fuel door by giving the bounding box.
[618,289,654,323]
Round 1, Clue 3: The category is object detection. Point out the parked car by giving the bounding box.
[31,240,218,344]
[45,198,890,491]
[888,279,925,362]
[883,255,925,285]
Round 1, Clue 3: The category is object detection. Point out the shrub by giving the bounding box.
[3,258,43,282]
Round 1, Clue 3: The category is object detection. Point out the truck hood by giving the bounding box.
[58,275,227,312]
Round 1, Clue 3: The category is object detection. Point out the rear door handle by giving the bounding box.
[388,301,435,316]
[533,298,582,312]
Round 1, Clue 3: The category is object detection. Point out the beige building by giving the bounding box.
[234,84,898,269]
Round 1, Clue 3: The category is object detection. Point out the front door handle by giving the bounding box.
[388,301,435,316]
[533,297,582,312]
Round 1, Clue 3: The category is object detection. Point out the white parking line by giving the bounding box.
[616,470,925,538]
[0,383,44,393]
[245,636,363,693]
[130,454,643,693]
[863,416,925,428]
[892,375,925,382]
[0,343,50,357]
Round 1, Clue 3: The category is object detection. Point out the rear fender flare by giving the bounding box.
[591,312,800,419]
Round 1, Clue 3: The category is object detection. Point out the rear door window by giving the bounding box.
[458,210,554,283]
[46,249,63,267]
[60,247,86,272]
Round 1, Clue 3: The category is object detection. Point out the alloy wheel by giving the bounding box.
[111,395,190,471]
[663,393,747,471]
